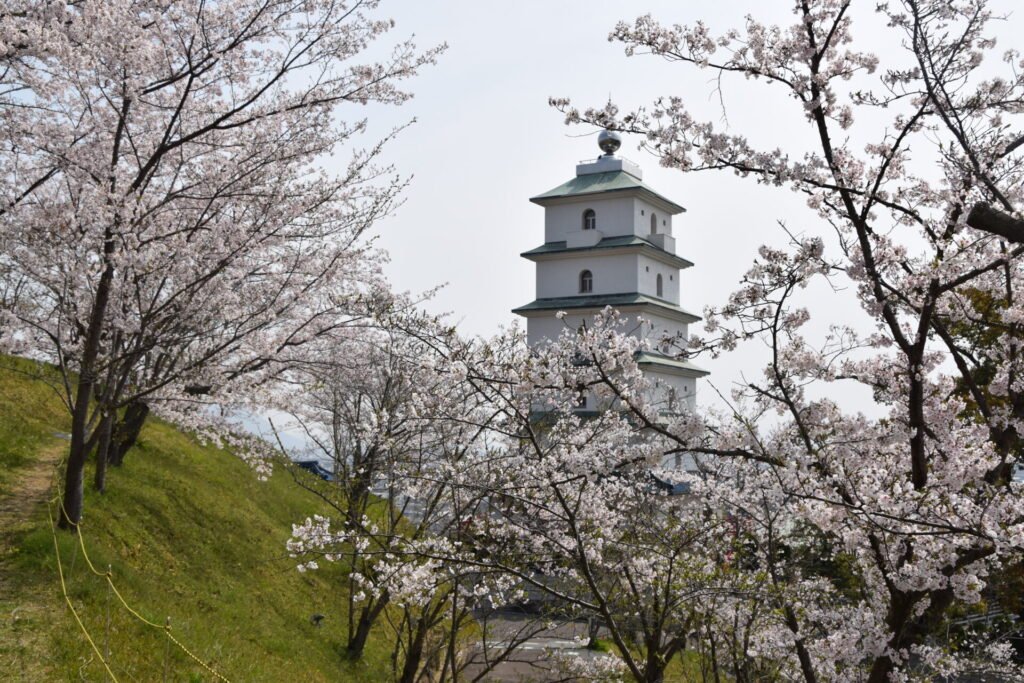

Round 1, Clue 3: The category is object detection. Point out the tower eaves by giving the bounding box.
[529,171,686,215]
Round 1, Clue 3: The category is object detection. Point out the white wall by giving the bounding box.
[535,253,684,303]
[526,312,648,346]
[526,310,689,348]
[545,197,639,241]
[526,314,578,345]
[638,311,690,345]
[536,253,639,298]
[544,197,677,242]
[638,253,680,302]
[635,198,673,237]
[645,370,697,411]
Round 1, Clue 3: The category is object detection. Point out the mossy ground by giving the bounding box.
[0,357,393,681]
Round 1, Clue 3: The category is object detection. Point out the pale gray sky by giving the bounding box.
[350,0,1020,412]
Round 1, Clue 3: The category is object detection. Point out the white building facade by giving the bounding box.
[514,132,708,413]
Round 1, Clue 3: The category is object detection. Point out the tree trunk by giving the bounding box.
[59,93,127,529]
[60,307,113,528]
[59,435,87,529]
[586,616,600,648]
[865,590,915,683]
[110,400,149,466]
[397,617,429,683]
[967,202,1024,244]
[347,598,388,658]
[347,611,374,658]
[93,412,114,492]
[708,626,721,683]
[643,633,667,683]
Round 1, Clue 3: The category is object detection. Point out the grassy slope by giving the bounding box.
[0,358,69,492]
[0,358,393,682]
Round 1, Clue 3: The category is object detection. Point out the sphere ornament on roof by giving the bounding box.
[597,129,622,156]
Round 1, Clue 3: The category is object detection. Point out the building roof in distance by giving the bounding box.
[521,235,694,269]
[512,292,700,323]
[635,351,709,378]
[530,171,686,214]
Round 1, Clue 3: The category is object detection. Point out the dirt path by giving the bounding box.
[0,440,65,573]
[0,440,66,680]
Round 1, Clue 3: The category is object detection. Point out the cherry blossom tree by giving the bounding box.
[0,0,441,527]
[282,325,458,659]
[285,313,746,682]
[426,305,1023,680]
[282,321,551,679]
[285,1,1024,680]
[542,0,1024,679]
[439,318,724,683]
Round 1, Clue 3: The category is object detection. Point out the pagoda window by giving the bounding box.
[656,273,663,297]
[579,269,593,294]
[650,212,658,234]
[582,209,596,231]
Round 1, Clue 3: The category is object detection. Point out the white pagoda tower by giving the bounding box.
[513,131,708,412]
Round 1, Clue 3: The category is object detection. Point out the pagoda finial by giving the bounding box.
[597,129,621,157]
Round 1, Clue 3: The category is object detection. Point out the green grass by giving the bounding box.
[0,357,70,491]
[0,358,394,681]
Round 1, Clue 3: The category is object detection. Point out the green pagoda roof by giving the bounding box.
[530,171,686,214]
[512,292,700,323]
[635,351,709,378]
[521,235,694,269]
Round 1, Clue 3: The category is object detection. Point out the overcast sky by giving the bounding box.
[345,0,1021,412]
